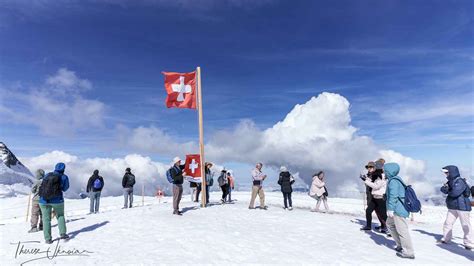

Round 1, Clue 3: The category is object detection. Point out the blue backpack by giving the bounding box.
[93,178,102,189]
[166,166,177,184]
[393,179,422,213]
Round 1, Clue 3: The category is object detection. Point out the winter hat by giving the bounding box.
[205,162,213,167]
[280,166,287,172]
[365,161,376,169]
[375,160,384,170]
[173,157,181,164]
[125,167,131,173]
[93,169,99,175]
[35,169,45,180]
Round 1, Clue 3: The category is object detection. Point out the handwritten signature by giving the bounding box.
[11,240,93,265]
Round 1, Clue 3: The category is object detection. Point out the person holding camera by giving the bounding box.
[278,166,295,210]
[360,161,388,233]
[438,165,473,250]
[309,171,329,212]
[249,162,267,210]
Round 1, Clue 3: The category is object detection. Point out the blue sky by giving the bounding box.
[0,0,473,180]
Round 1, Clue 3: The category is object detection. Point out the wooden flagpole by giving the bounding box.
[196,66,207,207]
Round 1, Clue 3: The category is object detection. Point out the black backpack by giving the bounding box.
[126,174,136,187]
[38,173,62,200]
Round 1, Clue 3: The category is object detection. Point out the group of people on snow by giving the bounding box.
[27,158,473,258]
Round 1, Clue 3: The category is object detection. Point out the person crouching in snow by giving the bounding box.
[385,163,415,259]
[438,165,473,250]
[278,166,295,210]
[309,171,329,212]
[29,169,44,233]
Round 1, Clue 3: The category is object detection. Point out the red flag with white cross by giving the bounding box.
[162,71,197,109]
[184,154,201,178]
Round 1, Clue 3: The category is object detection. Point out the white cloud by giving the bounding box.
[0,68,106,136]
[119,92,436,198]
[21,151,172,198]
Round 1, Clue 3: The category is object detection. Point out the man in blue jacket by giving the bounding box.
[439,165,473,250]
[385,163,415,259]
[38,162,70,244]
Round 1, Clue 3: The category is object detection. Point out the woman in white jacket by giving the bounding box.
[309,171,329,212]
[362,173,388,232]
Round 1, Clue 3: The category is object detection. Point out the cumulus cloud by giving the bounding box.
[0,68,106,136]
[21,151,172,198]
[118,92,433,198]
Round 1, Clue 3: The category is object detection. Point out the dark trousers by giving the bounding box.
[283,192,292,208]
[221,185,229,201]
[196,185,210,204]
[366,198,387,228]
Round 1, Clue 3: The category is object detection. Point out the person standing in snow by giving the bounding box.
[171,157,186,215]
[278,166,295,210]
[122,168,135,209]
[218,169,230,203]
[385,163,415,259]
[227,171,234,202]
[29,169,44,233]
[196,162,214,204]
[438,165,473,250]
[190,180,198,202]
[309,171,329,212]
[249,162,267,210]
[38,163,70,244]
[360,161,388,233]
[87,169,104,214]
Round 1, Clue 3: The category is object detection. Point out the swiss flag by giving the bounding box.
[162,71,197,109]
[184,154,201,178]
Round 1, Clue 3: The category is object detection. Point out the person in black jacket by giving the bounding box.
[278,166,295,210]
[87,169,104,214]
[171,157,186,215]
[122,168,135,209]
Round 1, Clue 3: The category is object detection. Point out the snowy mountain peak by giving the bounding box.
[0,142,34,197]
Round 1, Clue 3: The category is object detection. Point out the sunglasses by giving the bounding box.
[365,166,375,169]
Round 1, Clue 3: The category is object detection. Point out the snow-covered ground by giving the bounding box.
[1,191,472,265]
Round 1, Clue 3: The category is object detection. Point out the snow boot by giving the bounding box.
[396,252,415,259]
[288,207,293,211]
[45,239,53,244]
[360,226,371,231]
[60,234,70,240]
[248,207,255,209]
[28,227,39,233]
[394,246,403,252]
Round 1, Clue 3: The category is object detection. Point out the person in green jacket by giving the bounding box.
[385,163,415,259]
[28,169,44,233]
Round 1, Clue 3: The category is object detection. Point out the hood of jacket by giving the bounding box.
[442,165,460,181]
[54,162,66,174]
[35,169,45,180]
[384,163,400,180]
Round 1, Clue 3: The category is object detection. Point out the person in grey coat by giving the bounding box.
[29,169,44,233]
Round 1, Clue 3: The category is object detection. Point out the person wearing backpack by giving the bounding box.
[438,165,473,250]
[122,168,135,209]
[38,162,70,244]
[170,157,186,215]
[385,163,415,259]
[218,169,229,203]
[86,169,104,214]
[277,166,295,210]
[29,169,44,233]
